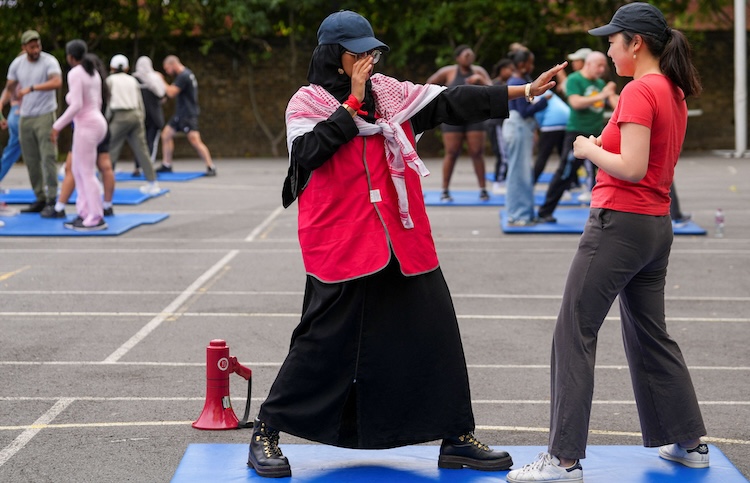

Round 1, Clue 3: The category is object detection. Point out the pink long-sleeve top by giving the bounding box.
[53,64,103,131]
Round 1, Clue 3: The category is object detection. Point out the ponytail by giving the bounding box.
[622,29,701,99]
[660,29,701,98]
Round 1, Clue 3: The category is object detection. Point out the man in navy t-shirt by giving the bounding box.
[157,55,216,176]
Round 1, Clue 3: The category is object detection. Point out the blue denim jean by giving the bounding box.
[0,105,21,182]
[502,110,536,222]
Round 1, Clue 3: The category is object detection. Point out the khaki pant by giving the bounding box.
[19,111,58,202]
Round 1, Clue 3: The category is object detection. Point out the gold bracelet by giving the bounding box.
[524,83,534,103]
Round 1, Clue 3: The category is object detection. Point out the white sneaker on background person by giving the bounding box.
[506,452,583,483]
[139,182,162,195]
[658,443,709,468]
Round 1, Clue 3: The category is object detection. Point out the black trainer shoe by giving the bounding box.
[479,189,490,202]
[155,164,173,173]
[40,205,66,218]
[103,207,114,217]
[21,199,47,213]
[438,432,513,471]
[65,218,108,232]
[63,216,83,229]
[206,165,217,177]
[247,419,291,478]
[440,190,453,203]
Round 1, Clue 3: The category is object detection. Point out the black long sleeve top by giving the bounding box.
[282,84,510,207]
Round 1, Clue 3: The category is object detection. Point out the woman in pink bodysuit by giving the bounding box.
[51,39,108,231]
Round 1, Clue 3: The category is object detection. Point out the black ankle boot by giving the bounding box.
[247,419,292,478]
[438,432,513,471]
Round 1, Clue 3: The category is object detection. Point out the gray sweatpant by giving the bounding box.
[19,111,58,202]
[548,208,706,460]
[108,109,156,182]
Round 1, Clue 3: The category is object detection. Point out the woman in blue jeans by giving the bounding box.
[0,88,22,184]
[503,49,549,225]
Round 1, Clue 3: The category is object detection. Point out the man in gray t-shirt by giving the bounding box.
[4,30,62,211]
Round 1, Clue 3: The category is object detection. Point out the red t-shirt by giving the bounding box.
[592,74,687,216]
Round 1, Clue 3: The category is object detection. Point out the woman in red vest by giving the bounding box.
[247,10,566,478]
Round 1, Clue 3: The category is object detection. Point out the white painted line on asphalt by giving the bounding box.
[0,398,74,468]
[0,417,747,446]
[476,425,750,445]
[3,291,750,303]
[1,396,748,406]
[0,420,193,431]
[102,250,239,363]
[472,399,750,406]
[245,205,284,242]
[4,312,750,323]
[1,361,748,371]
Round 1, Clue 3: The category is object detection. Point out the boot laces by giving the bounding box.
[458,432,490,451]
[259,424,283,458]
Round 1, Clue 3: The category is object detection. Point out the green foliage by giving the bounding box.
[0,0,733,76]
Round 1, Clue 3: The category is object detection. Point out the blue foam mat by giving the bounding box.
[487,172,586,185]
[0,188,169,205]
[171,444,746,483]
[0,212,168,236]
[114,171,205,182]
[500,208,707,235]
[69,188,169,205]
[423,190,585,207]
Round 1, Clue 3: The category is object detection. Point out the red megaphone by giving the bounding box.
[192,339,253,430]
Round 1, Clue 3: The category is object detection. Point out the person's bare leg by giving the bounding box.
[186,131,214,169]
[96,152,115,203]
[441,132,464,193]
[58,152,75,204]
[161,125,176,168]
[466,130,487,190]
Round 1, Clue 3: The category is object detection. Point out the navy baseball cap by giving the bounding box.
[317,10,389,53]
[589,2,669,42]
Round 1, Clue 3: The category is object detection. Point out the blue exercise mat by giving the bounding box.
[0,212,168,236]
[423,190,586,207]
[171,444,745,483]
[69,187,169,205]
[0,188,169,205]
[115,171,205,182]
[500,208,708,235]
[487,172,588,185]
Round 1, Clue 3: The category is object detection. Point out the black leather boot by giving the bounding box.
[247,419,292,478]
[438,432,513,471]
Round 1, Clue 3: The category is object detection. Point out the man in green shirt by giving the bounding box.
[538,51,618,223]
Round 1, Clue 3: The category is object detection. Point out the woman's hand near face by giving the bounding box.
[350,56,373,103]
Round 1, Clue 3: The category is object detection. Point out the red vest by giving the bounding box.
[297,122,439,282]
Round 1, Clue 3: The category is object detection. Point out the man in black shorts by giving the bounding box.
[157,55,216,176]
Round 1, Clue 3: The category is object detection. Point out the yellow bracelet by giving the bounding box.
[525,83,534,103]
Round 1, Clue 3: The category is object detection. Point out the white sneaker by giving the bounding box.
[507,452,583,483]
[577,191,591,204]
[492,181,506,194]
[658,443,709,468]
[139,183,162,196]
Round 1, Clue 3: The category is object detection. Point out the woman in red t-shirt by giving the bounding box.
[508,4,704,483]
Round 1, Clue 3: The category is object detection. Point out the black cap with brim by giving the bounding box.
[588,2,669,42]
[317,10,389,53]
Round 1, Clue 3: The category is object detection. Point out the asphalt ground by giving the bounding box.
[0,152,748,482]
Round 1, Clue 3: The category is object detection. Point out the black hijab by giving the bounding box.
[307,44,377,123]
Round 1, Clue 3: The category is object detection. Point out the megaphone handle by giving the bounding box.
[237,376,253,429]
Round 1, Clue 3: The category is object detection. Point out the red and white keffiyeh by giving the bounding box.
[286,74,445,229]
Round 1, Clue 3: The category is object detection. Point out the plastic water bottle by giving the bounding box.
[714,208,725,238]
